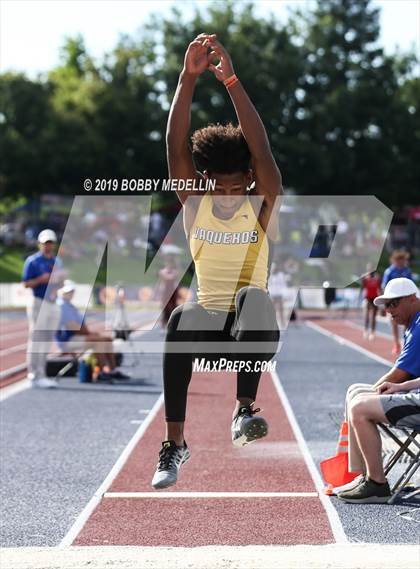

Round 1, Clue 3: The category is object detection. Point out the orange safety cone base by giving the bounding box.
[320,452,361,487]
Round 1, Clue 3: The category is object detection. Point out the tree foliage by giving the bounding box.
[0,0,418,207]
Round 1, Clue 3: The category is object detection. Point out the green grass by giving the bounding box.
[0,246,193,288]
[0,247,27,282]
[0,196,28,217]
[0,247,146,286]
[0,244,394,287]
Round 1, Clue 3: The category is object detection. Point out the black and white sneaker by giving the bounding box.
[337,477,391,504]
[231,405,268,447]
[151,440,190,489]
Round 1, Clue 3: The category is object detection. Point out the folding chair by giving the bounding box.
[379,423,420,504]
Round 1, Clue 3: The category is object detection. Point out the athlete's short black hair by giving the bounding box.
[191,123,251,174]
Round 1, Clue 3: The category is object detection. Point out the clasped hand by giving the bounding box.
[184,33,235,82]
[377,381,401,395]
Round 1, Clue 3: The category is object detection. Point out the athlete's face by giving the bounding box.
[206,171,252,218]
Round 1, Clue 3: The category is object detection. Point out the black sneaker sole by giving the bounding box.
[337,494,391,504]
[233,418,268,447]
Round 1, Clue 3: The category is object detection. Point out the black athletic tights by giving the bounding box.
[163,286,280,422]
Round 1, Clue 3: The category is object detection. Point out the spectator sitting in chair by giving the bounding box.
[56,280,130,380]
[338,277,420,504]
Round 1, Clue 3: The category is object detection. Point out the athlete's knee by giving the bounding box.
[235,286,271,312]
[167,303,206,334]
[236,286,277,326]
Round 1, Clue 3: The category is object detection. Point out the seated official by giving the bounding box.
[338,278,420,504]
[56,280,129,380]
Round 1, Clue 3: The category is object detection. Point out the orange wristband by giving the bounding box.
[223,74,239,89]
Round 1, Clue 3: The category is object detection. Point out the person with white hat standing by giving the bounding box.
[22,229,66,388]
[337,277,420,503]
[381,250,414,354]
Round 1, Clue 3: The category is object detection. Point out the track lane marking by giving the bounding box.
[0,378,31,402]
[344,320,393,340]
[103,492,319,498]
[0,343,27,356]
[0,330,29,342]
[59,393,164,548]
[0,362,27,380]
[270,369,348,544]
[306,321,393,366]
[62,347,341,546]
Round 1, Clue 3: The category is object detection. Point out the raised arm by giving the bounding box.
[208,39,283,206]
[166,34,215,204]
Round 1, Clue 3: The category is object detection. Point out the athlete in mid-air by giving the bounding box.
[152,33,282,489]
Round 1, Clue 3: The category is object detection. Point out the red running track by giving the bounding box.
[0,316,144,388]
[73,371,335,547]
[310,320,395,364]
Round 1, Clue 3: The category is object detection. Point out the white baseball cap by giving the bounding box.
[38,229,57,243]
[60,279,76,294]
[374,278,419,307]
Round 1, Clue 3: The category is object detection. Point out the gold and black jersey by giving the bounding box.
[189,194,270,311]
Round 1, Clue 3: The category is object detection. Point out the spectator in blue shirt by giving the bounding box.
[381,250,414,354]
[22,229,66,389]
[337,278,420,504]
[56,280,129,380]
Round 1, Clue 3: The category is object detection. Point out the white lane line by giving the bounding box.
[0,330,28,341]
[59,393,164,548]
[345,320,393,340]
[104,492,318,498]
[0,362,27,380]
[0,378,31,401]
[0,342,27,356]
[270,369,348,544]
[0,322,27,333]
[306,320,393,367]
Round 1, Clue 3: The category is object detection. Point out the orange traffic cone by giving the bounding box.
[336,420,350,454]
[320,421,361,494]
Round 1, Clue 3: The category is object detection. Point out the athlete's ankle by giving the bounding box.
[232,399,255,419]
[165,420,185,447]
